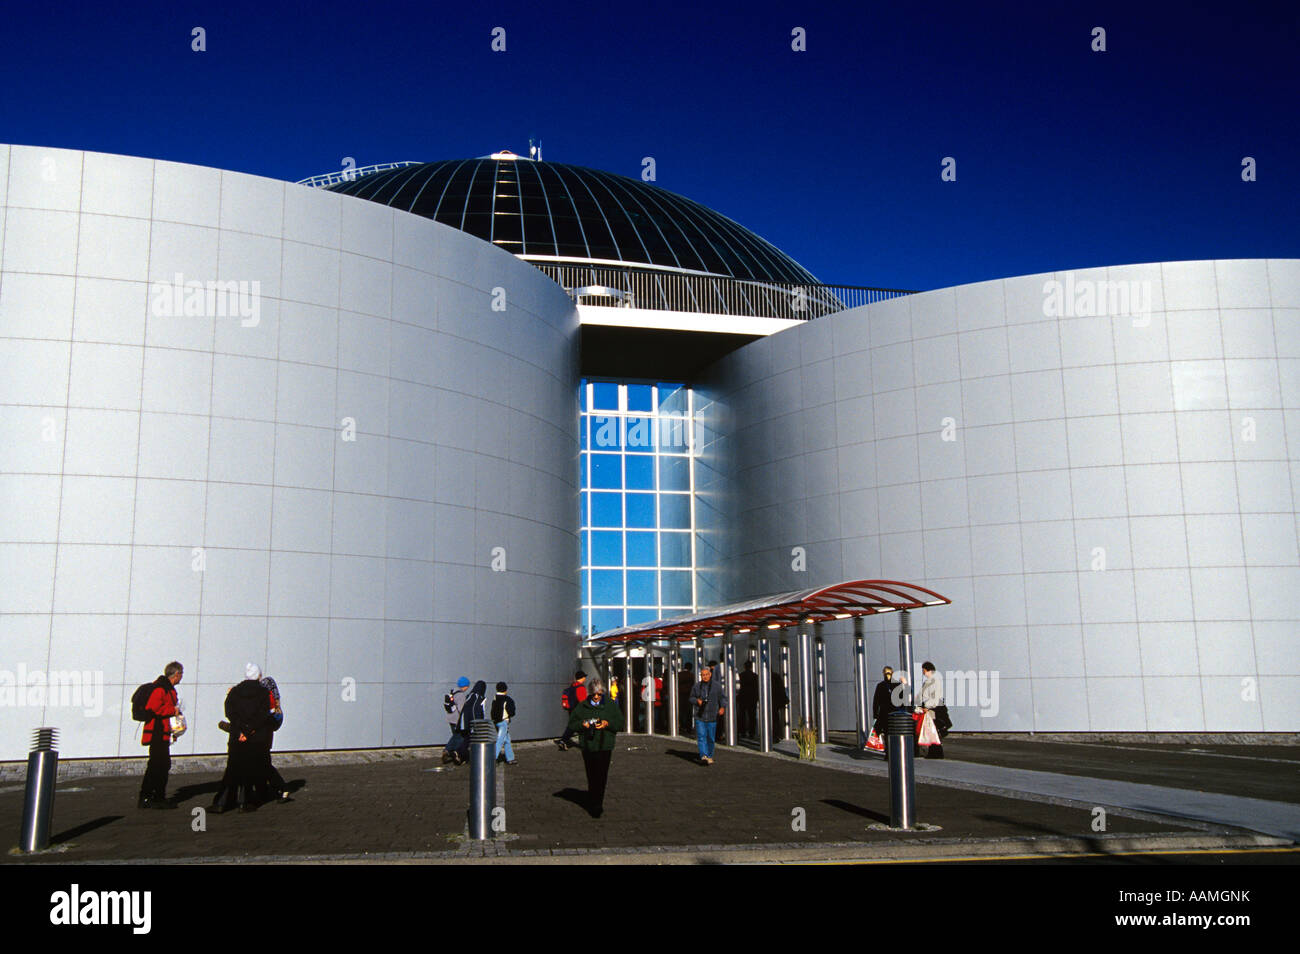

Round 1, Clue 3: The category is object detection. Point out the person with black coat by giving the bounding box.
[491,681,517,764]
[871,666,900,740]
[737,661,759,738]
[213,664,275,812]
[677,663,695,736]
[453,679,488,763]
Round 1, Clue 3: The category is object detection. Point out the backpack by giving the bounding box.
[131,678,164,722]
[561,685,578,710]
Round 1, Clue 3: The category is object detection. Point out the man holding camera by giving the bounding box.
[565,677,625,818]
[689,665,725,764]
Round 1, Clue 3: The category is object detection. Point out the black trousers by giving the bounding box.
[141,735,170,799]
[581,748,613,812]
[213,740,263,809]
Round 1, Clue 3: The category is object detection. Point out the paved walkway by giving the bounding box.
[775,740,1300,841]
[3,734,1290,864]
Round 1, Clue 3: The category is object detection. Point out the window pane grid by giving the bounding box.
[579,379,696,638]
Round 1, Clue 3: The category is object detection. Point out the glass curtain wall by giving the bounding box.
[579,380,696,638]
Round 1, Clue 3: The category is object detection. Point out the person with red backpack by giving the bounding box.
[555,671,587,750]
[133,661,183,809]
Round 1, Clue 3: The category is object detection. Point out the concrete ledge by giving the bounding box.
[947,732,1300,745]
[35,832,1290,866]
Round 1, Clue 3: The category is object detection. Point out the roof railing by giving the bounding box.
[530,263,915,320]
[296,161,422,189]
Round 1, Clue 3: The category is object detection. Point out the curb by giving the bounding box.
[20,831,1291,866]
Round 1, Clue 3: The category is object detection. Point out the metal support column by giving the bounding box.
[814,624,828,743]
[757,637,773,752]
[624,641,634,728]
[643,643,655,737]
[668,640,679,738]
[898,609,914,709]
[468,720,497,840]
[723,628,737,746]
[853,616,869,748]
[779,640,792,741]
[20,728,58,853]
[796,619,814,732]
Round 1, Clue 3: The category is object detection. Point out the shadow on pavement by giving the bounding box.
[52,815,122,844]
[168,780,222,804]
[822,798,889,824]
[552,787,589,812]
[664,748,706,763]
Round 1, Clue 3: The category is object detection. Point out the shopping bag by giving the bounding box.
[865,728,885,752]
[918,709,941,747]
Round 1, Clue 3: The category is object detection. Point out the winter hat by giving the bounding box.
[245,663,262,681]
[457,676,470,688]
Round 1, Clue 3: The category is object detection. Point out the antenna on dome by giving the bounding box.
[529,137,542,161]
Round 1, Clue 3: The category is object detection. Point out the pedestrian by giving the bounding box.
[443,677,470,764]
[653,663,664,732]
[738,661,759,738]
[135,661,183,809]
[556,670,588,750]
[492,681,517,765]
[678,662,695,735]
[258,673,289,801]
[771,671,789,738]
[918,661,945,759]
[870,666,898,745]
[689,665,725,764]
[454,680,488,763]
[215,664,275,812]
[639,665,657,732]
[566,677,625,818]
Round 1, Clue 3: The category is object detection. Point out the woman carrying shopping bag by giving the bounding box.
[918,661,945,759]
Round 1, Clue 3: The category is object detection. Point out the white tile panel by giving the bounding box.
[219,171,284,238]
[153,161,221,227]
[1086,677,1147,730]
[200,548,270,615]
[78,214,149,282]
[2,208,79,275]
[1166,310,1223,360]
[133,478,206,547]
[53,543,132,613]
[0,272,75,340]
[1161,260,1218,312]
[6,146,82,211]
[128,546,203,614]
[1215,260,1271,309]
[57,475,134,544]
[137,412,208,480]
[1143,676,1205,730]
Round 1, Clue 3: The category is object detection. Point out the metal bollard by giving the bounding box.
[885,711,916,830]
[20,728,59,852]
[467,720,497,840]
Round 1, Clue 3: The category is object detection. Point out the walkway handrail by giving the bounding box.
[530,262,915,321]
[297,161,422,189]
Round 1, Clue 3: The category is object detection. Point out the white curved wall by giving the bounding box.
[696,260,1300,731]
[0,145,580,759]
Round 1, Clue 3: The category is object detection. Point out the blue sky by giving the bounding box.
[2,0,1295,289]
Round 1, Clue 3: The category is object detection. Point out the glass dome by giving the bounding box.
[327,155,819,285]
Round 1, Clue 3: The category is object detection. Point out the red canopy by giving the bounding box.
[591,579,951,643]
